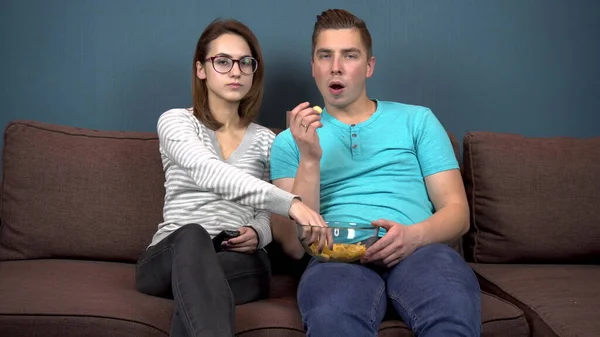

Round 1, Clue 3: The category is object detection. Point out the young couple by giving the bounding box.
[136,8,482,337]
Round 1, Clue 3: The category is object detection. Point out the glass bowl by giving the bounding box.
[296,221,380,263]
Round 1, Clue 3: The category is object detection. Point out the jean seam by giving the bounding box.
[137,245,171,267]
[369,281,386,328]
[173,254,236,337]
[171,247,198,337]
[388,290,421,335]
[226,267,270,281]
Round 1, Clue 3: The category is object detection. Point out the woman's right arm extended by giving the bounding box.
[157,109,294,217]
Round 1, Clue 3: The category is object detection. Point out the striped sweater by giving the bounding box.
[149,108,296,249]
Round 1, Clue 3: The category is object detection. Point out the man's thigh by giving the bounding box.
[297,259,388,327]
[384,243,481,334]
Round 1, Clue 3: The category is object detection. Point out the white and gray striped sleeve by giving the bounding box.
[246,140,274,249]
[157,109,296,217]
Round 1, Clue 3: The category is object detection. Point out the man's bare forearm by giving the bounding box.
[292,157,321,212]
[271,157,321,260]
[410,202,469,248]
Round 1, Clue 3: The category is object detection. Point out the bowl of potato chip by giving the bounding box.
[296,221,380,263]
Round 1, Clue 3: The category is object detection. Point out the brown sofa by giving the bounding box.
[0,120,597,337]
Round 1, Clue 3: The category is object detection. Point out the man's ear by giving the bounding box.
[196,61,207,80]
[311,57,315,78]
[366,56,376,78]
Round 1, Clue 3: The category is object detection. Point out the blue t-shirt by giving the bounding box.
[270,100,459,241]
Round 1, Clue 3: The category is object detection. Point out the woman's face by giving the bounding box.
[196,33,257,105]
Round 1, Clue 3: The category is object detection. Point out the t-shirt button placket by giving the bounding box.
[350,125,360,156]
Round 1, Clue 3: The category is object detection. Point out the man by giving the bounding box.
[269,8,481,337]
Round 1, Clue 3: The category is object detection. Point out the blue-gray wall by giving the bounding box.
[1,0,599,150]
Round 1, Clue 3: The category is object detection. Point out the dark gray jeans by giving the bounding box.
[135,224,271,337]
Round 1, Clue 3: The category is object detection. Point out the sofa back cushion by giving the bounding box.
[462,131,600,263]
[0,121,166,262]
[0,120,464,265]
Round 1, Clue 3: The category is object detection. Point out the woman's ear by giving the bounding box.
[196,61,207,80]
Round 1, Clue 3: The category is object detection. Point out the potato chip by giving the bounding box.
[308,242,367,262]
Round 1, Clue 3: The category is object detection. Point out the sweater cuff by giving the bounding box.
[266,186,300,217]
[245,223,271,250]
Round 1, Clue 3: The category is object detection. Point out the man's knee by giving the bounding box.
[387,243,481,333]
[414,243,463,264]
[298,262,387,334]
[299,288,385,336]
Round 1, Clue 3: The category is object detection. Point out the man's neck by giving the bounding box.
[326,96,377,125]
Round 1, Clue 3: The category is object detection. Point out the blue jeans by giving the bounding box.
[297,243,481,337]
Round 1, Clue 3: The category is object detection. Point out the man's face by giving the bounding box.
[312,28,375,110]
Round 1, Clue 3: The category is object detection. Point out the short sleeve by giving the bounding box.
[413,109,459,177]
[269,129,300,181]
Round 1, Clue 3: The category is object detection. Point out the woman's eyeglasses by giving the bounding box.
[205,56,258,75]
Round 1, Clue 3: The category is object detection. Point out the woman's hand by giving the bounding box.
[224,226,258,253]
[289,199,333,252]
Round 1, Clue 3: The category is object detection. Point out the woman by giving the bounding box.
[135,18,325,337]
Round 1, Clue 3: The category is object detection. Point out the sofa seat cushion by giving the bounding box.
[0,260,530,337]
[0,259,172,337]
[378,291,529,337]
[0,260,312,337]
[238,291,529,337]
[236,298,304,336]
[471,263,600,337]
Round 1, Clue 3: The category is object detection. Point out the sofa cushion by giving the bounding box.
[472,263,600,337]
[0,260,307,337]
[462,131,600,263]
[0,259,530,337]
[0,260,172,337]
[377,291,529,337]
[0,120,166,262]
[236,298,305,336]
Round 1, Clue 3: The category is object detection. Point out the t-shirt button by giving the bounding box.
[351,124,355,127]
[352,144,358,149]
[352,133,357,137]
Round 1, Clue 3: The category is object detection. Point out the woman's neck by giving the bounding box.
[208,96,243,131]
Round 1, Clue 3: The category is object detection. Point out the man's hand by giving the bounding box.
[224,226,258,253]
[288,102,322,161]
[360,219,422,267]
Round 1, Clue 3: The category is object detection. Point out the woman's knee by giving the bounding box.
[172,224,212,246]
[154,224,215,261]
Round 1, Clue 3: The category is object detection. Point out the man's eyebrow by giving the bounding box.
[315,48,362,54]
[342,48,362,54]
[315,48,332,54]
